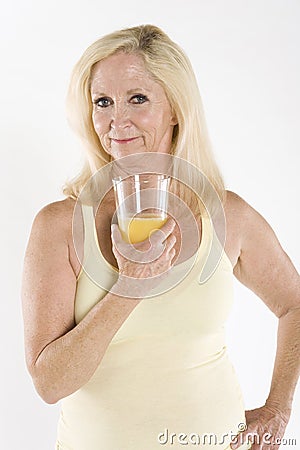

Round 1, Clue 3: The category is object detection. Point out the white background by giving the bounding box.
[1,0,299,449]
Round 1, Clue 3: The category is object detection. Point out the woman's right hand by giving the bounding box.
[111,218,177,298]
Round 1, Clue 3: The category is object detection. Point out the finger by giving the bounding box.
[169,248,176,263]
[111,240,118,254]
[164,234,176,252]
[146,233,175,264]
[231,431,260,450]
[150,217,176,245]
[111,241,121,259]
[230,431,248,449]
[161,217,176,236]
[111,223,123,244]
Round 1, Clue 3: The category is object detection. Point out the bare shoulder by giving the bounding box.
[33,197,76,233]
[224,190,299,316]
[223,188,280,257]
[30,197,82,276]
[222,189,279,268]
[221,190,251,267]
[223,189,249,218]
[224,189,278,240]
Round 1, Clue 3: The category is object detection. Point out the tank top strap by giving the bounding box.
[81,203,97,256]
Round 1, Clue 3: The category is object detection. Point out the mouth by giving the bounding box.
[111,137,139,144]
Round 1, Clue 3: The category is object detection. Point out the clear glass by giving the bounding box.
[112,173,170,244]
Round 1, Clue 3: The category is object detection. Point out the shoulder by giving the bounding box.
[31,197,77,242]
[223,190,251,250]
[222,189,278,268]
[224,190,299,316]
[35,197,76,220]
[223,189,249,216]
[223,189,274,239]
[223,189,266,231]
[223,188,279,254]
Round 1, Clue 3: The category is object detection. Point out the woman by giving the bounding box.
[21,25,300,450]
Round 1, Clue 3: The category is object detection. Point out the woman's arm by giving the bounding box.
[22,202,141,404]
[227,191,300,449]
[22,201,175,404]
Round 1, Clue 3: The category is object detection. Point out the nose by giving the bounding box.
[110,103,132,131]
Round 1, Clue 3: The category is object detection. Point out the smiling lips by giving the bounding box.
[111,137,139,144]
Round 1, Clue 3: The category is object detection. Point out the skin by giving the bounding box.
[90,52,177,159]
[21,52,300,450]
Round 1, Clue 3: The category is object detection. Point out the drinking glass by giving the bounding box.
[112,173,170,244]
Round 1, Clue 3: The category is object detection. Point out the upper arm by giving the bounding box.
[21,201,77,373]
[229,192,300,317]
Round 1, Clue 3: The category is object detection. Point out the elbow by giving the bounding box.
[39,390,61,405]
[32,375,62,405]
[27,363,63,405]
[41,394,60,405]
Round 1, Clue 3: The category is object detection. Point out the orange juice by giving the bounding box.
[119,214,167,243]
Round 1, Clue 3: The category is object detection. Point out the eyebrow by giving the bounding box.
[127,87,151,94]
[91,87,151,98]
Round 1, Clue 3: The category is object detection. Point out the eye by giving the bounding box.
[93,97,112,108]
[130,94,148,104]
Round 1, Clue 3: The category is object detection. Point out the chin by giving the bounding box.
[111,148,149,160]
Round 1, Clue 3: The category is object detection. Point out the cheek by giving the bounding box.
[143,103,173,129]
[143,113,172,138]
[92,114,99,135]
[92,114,111,152]
[135,111,164,131]
[92,112,108,136]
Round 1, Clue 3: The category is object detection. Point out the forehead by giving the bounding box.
[90,52,159,93]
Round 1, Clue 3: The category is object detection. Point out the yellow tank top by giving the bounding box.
[56,204,249,450]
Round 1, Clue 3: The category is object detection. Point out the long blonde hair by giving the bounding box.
[63,24,226,212]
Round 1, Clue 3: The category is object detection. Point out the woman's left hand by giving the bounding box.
[230,404,291,449]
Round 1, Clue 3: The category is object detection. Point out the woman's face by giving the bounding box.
[90,52,177,160]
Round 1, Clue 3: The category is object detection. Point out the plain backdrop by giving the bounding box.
[1,0,299,449]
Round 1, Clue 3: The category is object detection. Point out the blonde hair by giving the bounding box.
[63,24,226,211]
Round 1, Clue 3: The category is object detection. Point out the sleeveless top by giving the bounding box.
[56,203,249,450]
